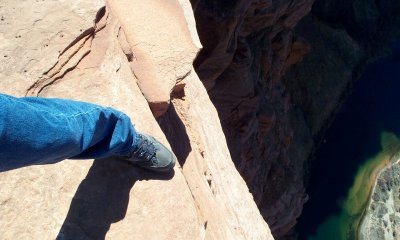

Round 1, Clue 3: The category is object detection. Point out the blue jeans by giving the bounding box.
[0,93,140,172]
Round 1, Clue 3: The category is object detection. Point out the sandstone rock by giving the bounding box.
[191,1,314,236]
[191,0,400,237]
[160,69,272,239]
[107,0,199,118]
[0,1,272,239]
[1,2,199,239]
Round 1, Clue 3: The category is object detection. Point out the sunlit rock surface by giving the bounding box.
[0,1,272,239]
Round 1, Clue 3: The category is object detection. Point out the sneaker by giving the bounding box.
[126,133,176,172]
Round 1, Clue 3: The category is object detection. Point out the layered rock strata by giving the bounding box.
[0,1,272,239]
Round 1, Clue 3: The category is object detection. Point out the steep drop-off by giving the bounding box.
[191,1,314,236]
[2,0,400,238]
[191,0,400,238]
[296,40,400,240]
[285,0,400,139]
[0,1,272,239]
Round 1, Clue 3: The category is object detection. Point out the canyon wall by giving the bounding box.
[191,1,314,236]
[190,0,400,238]
[0,1,272,239]
[284,0,400,139]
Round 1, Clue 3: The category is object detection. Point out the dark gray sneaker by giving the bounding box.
[126,133,176,173]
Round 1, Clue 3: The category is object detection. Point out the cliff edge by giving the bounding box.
[0,1,272,239]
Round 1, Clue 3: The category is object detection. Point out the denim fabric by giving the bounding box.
[0,93,140,172]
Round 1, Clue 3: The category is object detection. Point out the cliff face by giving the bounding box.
[191,0,400,238]
[191,0,314,236]
[285,0,400,139]
[2,0,400,238]
[0,1,273,239]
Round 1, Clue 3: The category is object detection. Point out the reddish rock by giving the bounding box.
[191,0,314,237]
[0,0,273,239]
[107,0,199,118]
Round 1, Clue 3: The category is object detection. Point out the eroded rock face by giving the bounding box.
[285,0,400,138]
[107,0,199,118]
[191,0,400,238]
[0,1,273,239]
[191,0,314,236]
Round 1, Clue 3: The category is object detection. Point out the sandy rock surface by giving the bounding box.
[0,0,273,239]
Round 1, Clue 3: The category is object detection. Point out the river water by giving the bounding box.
[297,42,400,240]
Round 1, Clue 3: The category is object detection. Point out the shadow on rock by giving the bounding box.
[56,157,174,240]
[158,102,192,167]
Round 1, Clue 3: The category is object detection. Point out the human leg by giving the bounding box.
[0,93,140,171]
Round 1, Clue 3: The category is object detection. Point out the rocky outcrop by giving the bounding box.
[0,1,272,239]
[106,0,200,118]
[3,0,399,238]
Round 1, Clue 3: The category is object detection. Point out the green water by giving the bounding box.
[298,41,400,239]
[308,132,400,240]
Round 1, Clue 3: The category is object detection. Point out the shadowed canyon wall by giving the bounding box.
[191,1,314,236]
[190,0,400,238]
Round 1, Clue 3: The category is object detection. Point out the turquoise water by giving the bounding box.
[307,132,399,240]
[297,43,400,240]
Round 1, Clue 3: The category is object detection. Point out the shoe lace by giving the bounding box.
[130,135,158,165]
